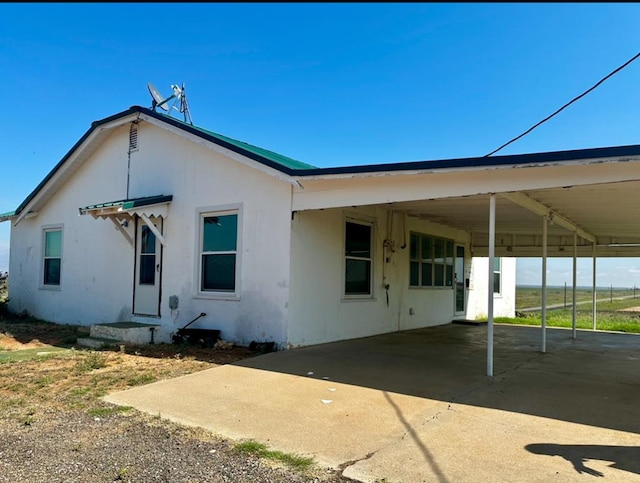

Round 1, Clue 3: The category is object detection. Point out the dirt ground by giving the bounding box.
[0,306,353,482]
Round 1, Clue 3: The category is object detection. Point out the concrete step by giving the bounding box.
[90,322,161,345]
[76,337,121,349]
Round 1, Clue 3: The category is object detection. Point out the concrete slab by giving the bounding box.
[104,324,640,482]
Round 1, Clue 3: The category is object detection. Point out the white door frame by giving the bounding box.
[133,216,163,316]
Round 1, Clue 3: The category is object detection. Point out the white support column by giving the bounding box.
[592,243,597,330]
[487,194,496,377]
[541,215,548,353]
[572,231,577,339]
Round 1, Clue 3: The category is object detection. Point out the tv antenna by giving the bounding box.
[147,82,193,125]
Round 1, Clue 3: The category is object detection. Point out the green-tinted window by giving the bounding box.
[202,254,236,291]
[203,215,237,252]
[201,212,238,293]
[45,231,61,258]
[409,232,455,288]
[43,228,62,286]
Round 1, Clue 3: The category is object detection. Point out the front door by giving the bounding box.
[133,217,162,316]
[455,245,466,314]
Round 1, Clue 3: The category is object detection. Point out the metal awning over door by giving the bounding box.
[78,194,172,247]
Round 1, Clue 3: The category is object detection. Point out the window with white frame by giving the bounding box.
[43,227,62,286]
[493,257,502,294]
[344,219,373,297]
[409,233,454,288]
[199,211,238,293]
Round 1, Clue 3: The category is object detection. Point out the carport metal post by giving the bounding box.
[541,215,547,353]
[487,193,495,377]
[592,243,597,330]
[572,231,577,339]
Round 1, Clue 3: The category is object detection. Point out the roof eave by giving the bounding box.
[290,144,640,179]
[0,211,16,223]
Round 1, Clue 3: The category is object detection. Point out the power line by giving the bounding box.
[485,51,640,157]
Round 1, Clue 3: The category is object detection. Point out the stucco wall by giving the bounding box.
[287,207,505,347]
[9,128,134,326]
[466,257,517,319]
[9,120,294,346]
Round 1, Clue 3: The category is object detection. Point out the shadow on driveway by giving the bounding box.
[234,324,640,434]
[526,443,640,477]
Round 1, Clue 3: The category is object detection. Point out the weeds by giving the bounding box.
[234,439,315,471]
[75,351,107,373]
[114,467,129,481]
[127,373,156,386]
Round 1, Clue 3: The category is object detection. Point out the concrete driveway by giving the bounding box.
[104,324,640,482]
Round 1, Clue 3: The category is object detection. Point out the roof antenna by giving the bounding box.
[147,82,194,125]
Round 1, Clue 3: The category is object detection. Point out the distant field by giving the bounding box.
[507,286,640,334]
[516,286,639,310]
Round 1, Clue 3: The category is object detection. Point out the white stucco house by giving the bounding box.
[7,104,636,353]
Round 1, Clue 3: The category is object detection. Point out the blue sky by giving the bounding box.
[1,3,640,286]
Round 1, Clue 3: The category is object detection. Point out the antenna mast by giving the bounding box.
[147,82,194,125]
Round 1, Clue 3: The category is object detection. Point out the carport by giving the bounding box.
[291,144,640,375]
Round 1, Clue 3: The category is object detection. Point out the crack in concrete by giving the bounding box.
[337,451,378,479]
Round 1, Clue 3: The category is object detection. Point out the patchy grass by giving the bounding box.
[516,286,639,310]
[0,309,344,482]
[235,439,315,472]
[499,296,640,333]
[0,312,256,425]
[0,346,72,363]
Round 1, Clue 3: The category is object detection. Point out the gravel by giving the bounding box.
[0,410,355,483]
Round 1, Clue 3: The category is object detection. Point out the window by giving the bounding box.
[409,233,453,288]
[493,257,502,294]
[200,211,238,293]
[345,220,372,296]
[43,228,62,286]
[139,225,156,285]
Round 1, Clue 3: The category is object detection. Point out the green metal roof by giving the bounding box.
[161,114,318,171]
[79,195,173,215]
[0,210,16,223]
